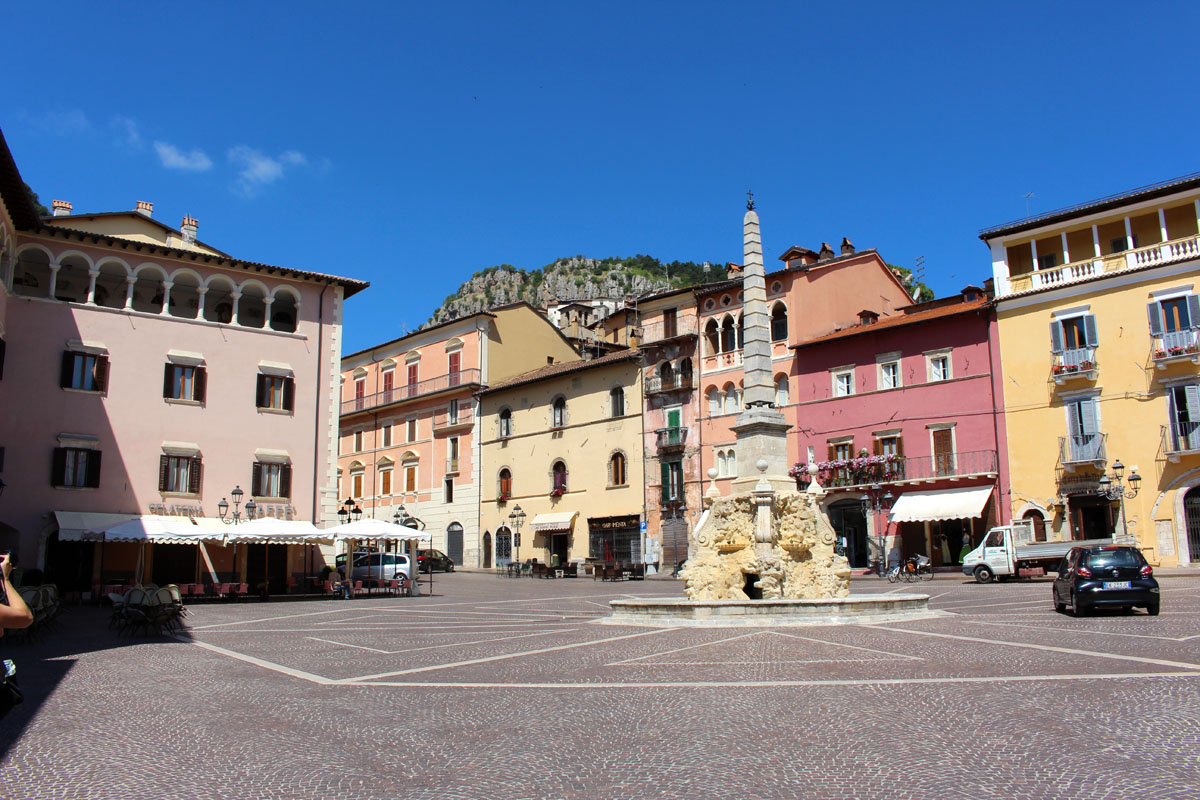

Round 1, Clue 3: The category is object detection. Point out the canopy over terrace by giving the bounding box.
[222,518,334,596]
[326,518,428,597]
[887,486,994,523]
[79,514,226,587]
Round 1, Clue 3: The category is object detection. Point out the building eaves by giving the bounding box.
[791,299,990,349]
[43,211,233,257]
[979,171,1200,240]
[0,128,42,229]
[476,350,642,397]
[343,310,498,362]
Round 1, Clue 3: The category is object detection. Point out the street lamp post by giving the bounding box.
[393,503,426,594]
[218,485,257,525]
[661,499,684,576]
[507,504,526,569]
[1098,459,1141,544]
[860,484,895,576]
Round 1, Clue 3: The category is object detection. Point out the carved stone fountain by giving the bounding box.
[607,199,936,626]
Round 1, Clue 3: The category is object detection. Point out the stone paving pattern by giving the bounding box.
[2,572,1199,799]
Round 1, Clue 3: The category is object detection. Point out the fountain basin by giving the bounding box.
[604,593,942,627]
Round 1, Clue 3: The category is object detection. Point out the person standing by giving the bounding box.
[0,553,33,634]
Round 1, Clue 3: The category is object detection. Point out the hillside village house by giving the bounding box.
[337,303,578,567]
[476,350,645,574]
[0,127,366,595]
[788,287,1008,571]
[983,172,1200,567]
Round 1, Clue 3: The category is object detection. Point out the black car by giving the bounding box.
[1053,545,1159,616]
[417,549,455,573]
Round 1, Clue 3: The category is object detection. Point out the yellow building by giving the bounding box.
[982,174,1200,566]
[476,350,645,572]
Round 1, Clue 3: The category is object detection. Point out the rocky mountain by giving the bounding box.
[424,255,720,327]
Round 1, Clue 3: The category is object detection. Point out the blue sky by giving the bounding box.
[4,1,1198,353]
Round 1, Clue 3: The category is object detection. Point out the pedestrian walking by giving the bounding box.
[0,551,33,719]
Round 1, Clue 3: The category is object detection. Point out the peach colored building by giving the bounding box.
[0,127,366,594]
[337,303,579,567]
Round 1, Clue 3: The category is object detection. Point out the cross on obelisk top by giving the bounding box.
[746,189,755,210]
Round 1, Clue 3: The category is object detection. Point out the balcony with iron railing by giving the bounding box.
[795,449,998,490]
[1161,423,1200,463]
[1058,433,1108,470]
[445,457,460,474]
[433,406,474,431]
[1004,233,1200,296]
[655,427,688,450]
[639,318,698,344]
[341,368,482,416]
[1152,329,1200,369]
[646,374,694,395]
[1051,347,1098,384]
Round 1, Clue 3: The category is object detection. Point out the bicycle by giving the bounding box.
[885,561,902,583]
[902,554,934,582]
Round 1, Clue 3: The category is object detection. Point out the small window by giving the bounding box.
[61,351,108,392]
[382,424,393,448]
[380,467,393,496]
[928,354,951,382]
[610,386,625,418]
[444,477,454,503]
[879,362,900,390]
[351,470,364,498]
[404,461,417,493]
[164,363,207,402]
[552,461,568,492]
[251,461,292,499]
[551,396,566,429]
[707,387,720,416]
[498,468,512,498]
[52,447,101,488]
[770,303,788,341]
[354,430,364,452]
[1037,252,1058,271]
[159,454,202,494]
[775,374,789,407]
[256,373,295,411]
[610,452,627,486]
[407,418,418,442]
[833,369,854,397]
[499,408,513,439]
[448,398,460,422]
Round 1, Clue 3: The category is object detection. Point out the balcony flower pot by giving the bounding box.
[549,488,565,498]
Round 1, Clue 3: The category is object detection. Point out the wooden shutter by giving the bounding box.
[85,450,102,488]
[51,447,67,486]
[0,337,6,380]
[283,377,295,411]
[896,437,905,457]
[1082,314,1099,347]
[163,363,175,398]
[93,355,108,392]
[194,367,207,403]
[1147,302,1164,336]
[660,459,671,500]
[1189,295,1200,329]
[60,351,75,388]
[255,374,266,408]
[188,458,203,494]
[1049,321,1064,352]
[827,444,836,462]
[1079,398,1098,436]
[251,462,263,497]
[872,439,881,456]
[158,454,170,491]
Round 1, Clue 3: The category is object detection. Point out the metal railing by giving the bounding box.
[1004,233,1200,297]
[655,427,688,449]
[1162,422,1200,456]
[646,374,694,394]
[341,368,482,415]
[1152,329,1200,362]
[639,319,698,343]
[445,457,460,474]
[1058,433,1108,466]
[433,402,474,429]
[811,449,998,489]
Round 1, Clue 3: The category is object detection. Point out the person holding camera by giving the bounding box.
[0,552,33,634]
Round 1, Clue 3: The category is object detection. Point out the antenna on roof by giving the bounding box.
[912,256,926,301]
[1023,191,1035,217]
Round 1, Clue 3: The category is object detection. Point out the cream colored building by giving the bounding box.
[477,350,645,570]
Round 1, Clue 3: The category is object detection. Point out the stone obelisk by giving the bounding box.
[730,193,793,493]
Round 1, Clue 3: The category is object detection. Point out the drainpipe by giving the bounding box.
[313,282,330,526]
[983,305,1007,526]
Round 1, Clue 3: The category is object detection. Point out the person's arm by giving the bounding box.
[0,556,34,629]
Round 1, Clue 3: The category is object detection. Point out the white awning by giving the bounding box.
[54,511,138,541]
[531,511,577,532]
[95,516,222,543]
[888,486,994,523]
[327,517,426,543]
[225,517,334,545]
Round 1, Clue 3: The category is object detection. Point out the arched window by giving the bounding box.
[499,408,512,439]
[1023,509,1047,543]
[727,449,737,476]
[609,452,627,486]
[723,383,737,415]
[707,387,720,416]
[238,282,268,328]
[717,451,727,477]
[270,288,300,332]
[775,374,789,407]
[552,460,568,493]
[737,314,745,350]
[610,386,625,417]
[94,261,129,309]
[170,271,202,319]
[771,302,788,341]
[551,396,566,429]
[131,266,167,314]
[55,254,90,303]
[704,319,720,355]
[659,361,675,386]
[679,358,693,385]
[203,276,236,323]
[721,316,736,353]
[12,248,51,298]
[498,468,512,498]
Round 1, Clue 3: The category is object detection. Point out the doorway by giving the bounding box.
[550,533,570,567]
[482,531,492,569]
[828,501,869,569]
[1185,487,1200,562]
[1069,495,1114,540]
[446,522,464,565]
[246,543,288,594]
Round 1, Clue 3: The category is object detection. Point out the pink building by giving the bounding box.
[788,286,1009,569]
[0,128,366,594]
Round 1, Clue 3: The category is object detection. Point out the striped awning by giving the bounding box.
[888,486,994,523]
[531,511,577,532]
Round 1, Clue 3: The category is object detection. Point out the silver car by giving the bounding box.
[351,552,412,585]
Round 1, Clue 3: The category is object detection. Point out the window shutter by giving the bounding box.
[827,444,836,462]
[1186,386,1200,450]
[1083,315,1099,347]
[251,462,263,497]
[194,367,207,403]
[1066,402,1081,438]
[93,355,108,392]
[60,351,74,388]
[660,459,671,499]
[1188,295,1200,329]
[896,437,905,457]
[1049,321,1064,353]
[188,458,203,494]
[51,447,67,486]
[85,450,102,488]
[1079,399,1098,436]
[158,454,170,491]
[283,377,295,411]
[1147,302,1164,336]
[280,464,292,499]
[163,363,174,398]
[873,439,881,456]
[255,374,266,408]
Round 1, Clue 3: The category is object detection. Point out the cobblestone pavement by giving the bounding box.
[3,572,1199,799]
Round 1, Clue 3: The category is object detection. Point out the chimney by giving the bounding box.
[818,242,835,260]
[136,201,154,218]
[51,200,72,217]
[840,237,855,256]
[181,215,198,245]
